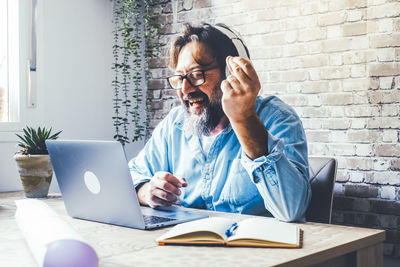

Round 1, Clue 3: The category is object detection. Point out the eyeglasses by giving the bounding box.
[166,66,219,90]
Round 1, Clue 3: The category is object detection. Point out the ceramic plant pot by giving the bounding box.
[14,154,53,198]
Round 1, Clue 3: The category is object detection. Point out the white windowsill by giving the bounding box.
[0,122,23,142]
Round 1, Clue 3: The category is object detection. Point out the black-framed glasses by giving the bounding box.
[166,66,219,90]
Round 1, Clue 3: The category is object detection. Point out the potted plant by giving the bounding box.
[14,126,62,198]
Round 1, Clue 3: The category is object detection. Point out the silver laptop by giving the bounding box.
[46,140,208,229]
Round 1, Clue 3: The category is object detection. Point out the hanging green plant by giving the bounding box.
[112,0,161,146]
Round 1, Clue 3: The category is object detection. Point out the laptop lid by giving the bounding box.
[46,140,207,229]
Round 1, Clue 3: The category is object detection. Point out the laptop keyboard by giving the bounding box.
[143,214,176,225]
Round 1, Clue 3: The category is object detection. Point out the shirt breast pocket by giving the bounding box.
[220,159,260,206]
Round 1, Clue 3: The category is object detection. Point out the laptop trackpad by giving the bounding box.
[140,206,198,219]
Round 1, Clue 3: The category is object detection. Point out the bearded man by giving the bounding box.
[129,23,311,222]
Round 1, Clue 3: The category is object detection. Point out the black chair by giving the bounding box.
[306,157,337,224]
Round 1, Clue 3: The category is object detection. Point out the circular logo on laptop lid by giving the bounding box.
[84,171,101,194]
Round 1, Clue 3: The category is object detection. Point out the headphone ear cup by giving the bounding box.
[225,65,230,78]
[213,25,250,78]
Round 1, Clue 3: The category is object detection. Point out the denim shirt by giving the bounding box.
[129,96,311,222]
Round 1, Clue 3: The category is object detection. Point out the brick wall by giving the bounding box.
[147,0,400,257]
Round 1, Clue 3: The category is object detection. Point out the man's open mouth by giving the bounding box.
[183,91,209,111]
[188,97,205,106]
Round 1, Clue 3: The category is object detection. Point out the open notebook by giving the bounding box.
[156,217,302,248]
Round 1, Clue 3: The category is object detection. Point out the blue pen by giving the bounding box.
[225,222,238,237]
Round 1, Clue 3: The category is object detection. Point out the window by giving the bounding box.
[0,0,38,141]
[0,0,19,124]
[0,0,9,122]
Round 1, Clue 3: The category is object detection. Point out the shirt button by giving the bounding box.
[253,176,260,183]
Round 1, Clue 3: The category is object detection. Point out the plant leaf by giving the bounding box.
[48,130,62,140]
[31,127,41,146]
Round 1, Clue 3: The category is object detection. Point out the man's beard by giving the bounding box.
[182,89,225,137]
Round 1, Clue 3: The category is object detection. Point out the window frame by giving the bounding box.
[0,0,40,142]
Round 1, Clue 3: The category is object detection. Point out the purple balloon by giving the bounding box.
[43,239,98,267]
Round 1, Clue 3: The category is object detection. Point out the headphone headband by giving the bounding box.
[213,25,249,60]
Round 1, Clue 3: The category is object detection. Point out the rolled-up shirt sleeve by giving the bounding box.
[128,111,172,189]
[129,151,152,189]
[240,109,311,222]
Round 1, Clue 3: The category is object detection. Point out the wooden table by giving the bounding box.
[0,191,385,267]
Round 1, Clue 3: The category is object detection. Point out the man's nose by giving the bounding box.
[181,78,195,95]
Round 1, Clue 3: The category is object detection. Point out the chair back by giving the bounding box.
[306,157,337,224]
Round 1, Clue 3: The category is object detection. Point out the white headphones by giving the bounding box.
[213,25,250,77]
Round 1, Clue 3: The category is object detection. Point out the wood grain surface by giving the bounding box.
[0,191,385,267]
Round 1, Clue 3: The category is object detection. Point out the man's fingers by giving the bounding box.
[151,178,181,196]
[154,172,183,187]
[228,57,247,78]
[225,56,256,92]
[151,188,178,203]
[176,176,188,187]
[221,80,234,94]
[226,75,242,92]
[226,56,234,75]
[148,195,171,208]
[231,56,257,81]
[226,56,261,96]
[144,172,188,207]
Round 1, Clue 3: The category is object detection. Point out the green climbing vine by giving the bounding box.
[112,0,161,146]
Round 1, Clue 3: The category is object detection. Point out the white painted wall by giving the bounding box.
[0,0,144,192]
